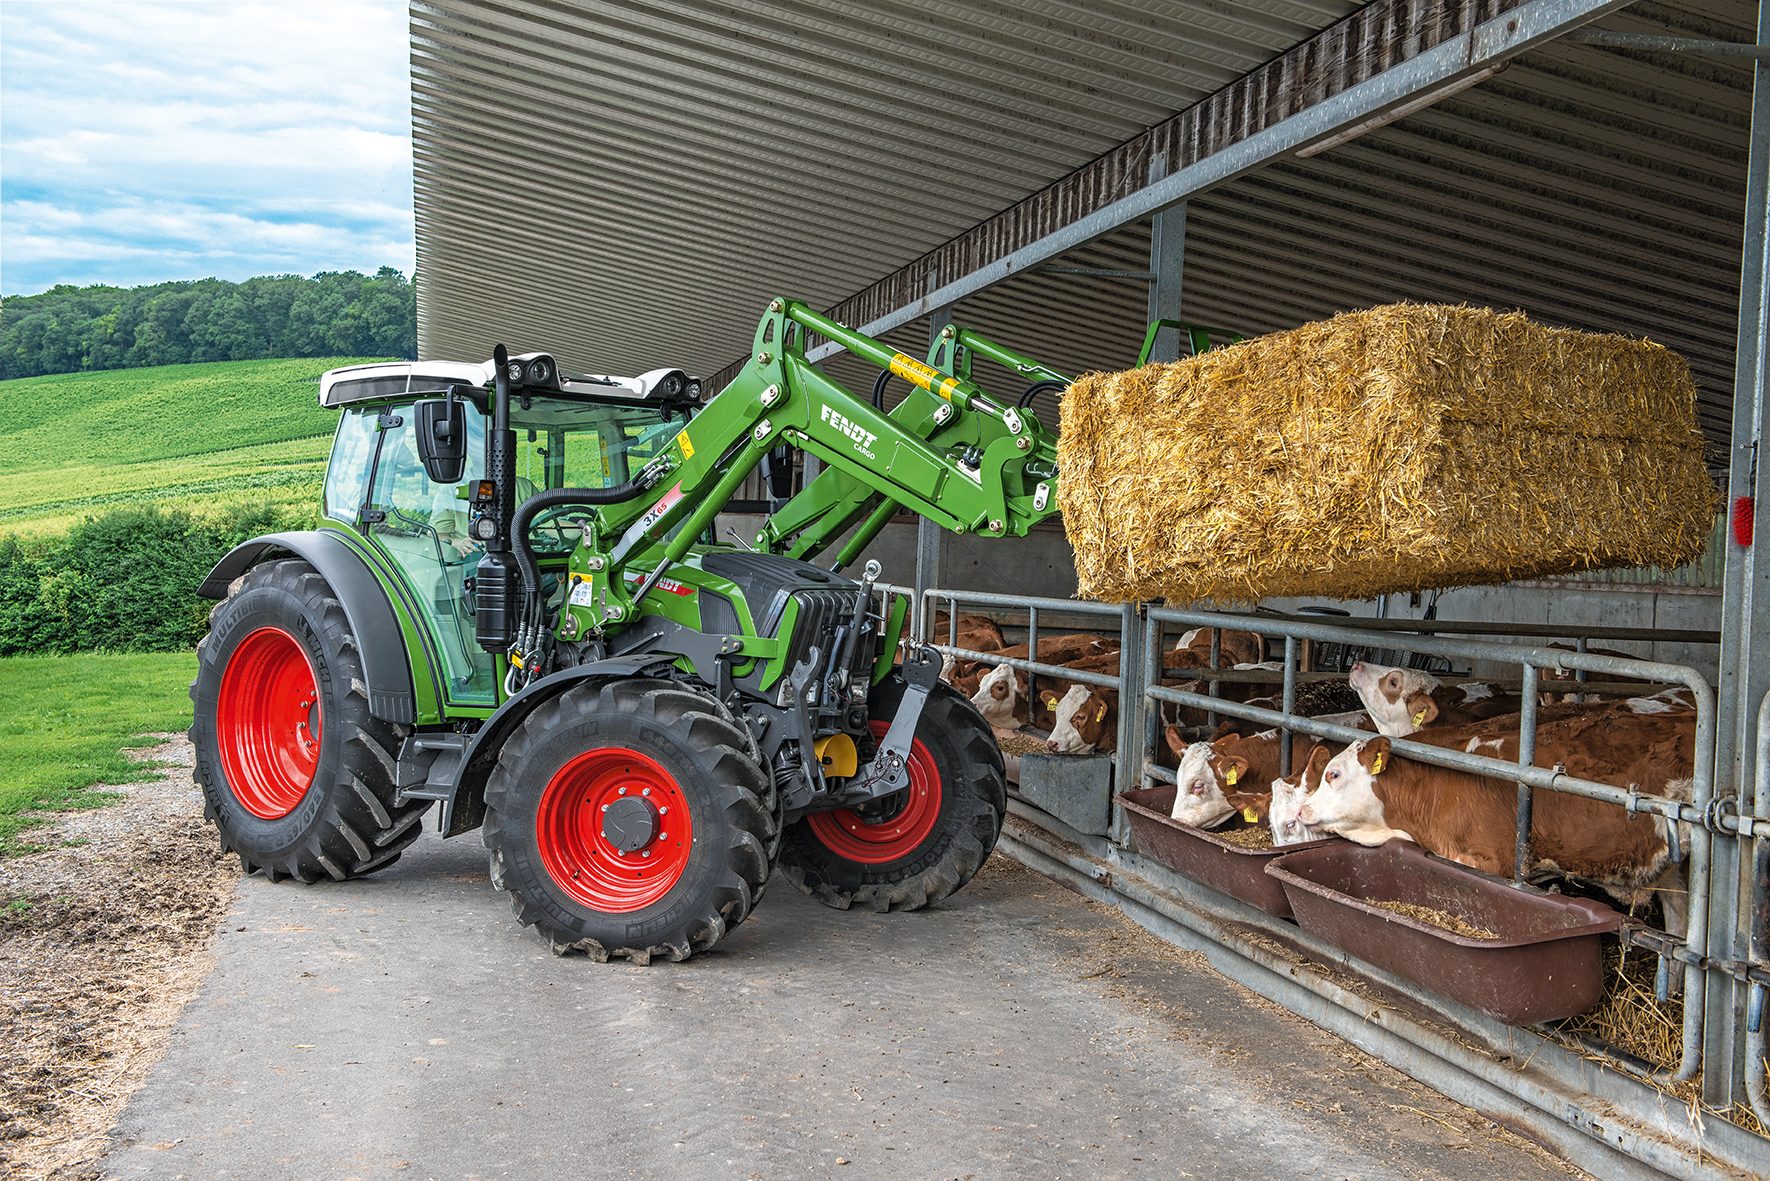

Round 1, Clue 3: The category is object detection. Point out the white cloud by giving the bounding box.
[1,0,413,293]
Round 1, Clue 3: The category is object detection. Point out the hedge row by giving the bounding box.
[0,504,310,656]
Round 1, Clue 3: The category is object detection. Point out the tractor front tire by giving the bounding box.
[780,677,1006,912]
[190,558,430,883]
[481,679,777,963]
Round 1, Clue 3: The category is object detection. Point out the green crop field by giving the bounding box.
[0,357,381,536]
[0,651,197,855]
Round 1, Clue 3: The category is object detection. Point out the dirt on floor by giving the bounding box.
[0,735,234,1181]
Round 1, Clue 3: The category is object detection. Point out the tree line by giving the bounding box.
[0,503,310,656]
[1,268,417,380]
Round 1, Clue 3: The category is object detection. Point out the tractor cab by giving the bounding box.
[317,358,703,706]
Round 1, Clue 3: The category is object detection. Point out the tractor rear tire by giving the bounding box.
[481,678,777,963]
[190,558,430,883]
[779,677,1006,912]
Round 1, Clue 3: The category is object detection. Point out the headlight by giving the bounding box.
[528,358,551,384]
[686,379,703,400]
[506,360,524,383]
[657,373,682,398]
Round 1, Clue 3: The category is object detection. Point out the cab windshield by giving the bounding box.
[329,393,687,707]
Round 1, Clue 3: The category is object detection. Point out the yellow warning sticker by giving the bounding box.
[676,429,694,459]
[889,353,949,398]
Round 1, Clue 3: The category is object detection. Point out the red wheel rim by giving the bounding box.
[805,721,941,864]
[536,748,694,912]
[216,626,323,820]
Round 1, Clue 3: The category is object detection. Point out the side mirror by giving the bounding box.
[415,392,466,484]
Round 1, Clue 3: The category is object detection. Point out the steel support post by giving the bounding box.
[1145,152,1187,364]
[1115,601,1150,845]
[913,306,955,633]
[1707,0,1770,1106]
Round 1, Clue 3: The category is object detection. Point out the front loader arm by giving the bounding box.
[564,298,1065,632]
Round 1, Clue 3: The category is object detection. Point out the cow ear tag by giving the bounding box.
[1370,753,1386,774]
[1094,704,1107,722]
[1411,707,1428,726]
[1225,767,1238,786]
[1241,806,1259,824]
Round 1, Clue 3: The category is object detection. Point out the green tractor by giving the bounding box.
[191,299,1070,963]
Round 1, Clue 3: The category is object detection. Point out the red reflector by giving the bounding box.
[1733,496,1755,546]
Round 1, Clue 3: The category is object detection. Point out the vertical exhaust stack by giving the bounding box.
[476,343,517,655]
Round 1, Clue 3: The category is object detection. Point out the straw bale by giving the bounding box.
[1058,304,1718,603]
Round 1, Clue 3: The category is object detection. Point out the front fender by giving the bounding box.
[432,655,679,837]
[199,530,417,725]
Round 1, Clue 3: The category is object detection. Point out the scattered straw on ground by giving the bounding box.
[1058,303,1717,603]
[0,734,234,1181]
[1369,899,1500,940]
[1551,943,1769,1139]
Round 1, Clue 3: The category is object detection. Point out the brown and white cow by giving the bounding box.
[1299,725,1693,926]
[950,633,1118,693]
[1176,627,1266,667]
[1269,744,1334,846]
[1164,729,1298,828]
[1347,662,1518,737]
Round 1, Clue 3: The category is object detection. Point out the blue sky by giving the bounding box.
[2,0,412,295]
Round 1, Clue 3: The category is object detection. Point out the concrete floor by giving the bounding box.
[104,829,1575,1181]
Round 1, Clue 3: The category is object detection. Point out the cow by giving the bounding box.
[1165,729,1301,828]
[971,662,1042,730]
[1299,723,1693,932]
[1176,627,1266,667]
[949,633,1118,691]
[1042,653,1284,755]
[1347,662,1518,736]
[1269,744,1334,846]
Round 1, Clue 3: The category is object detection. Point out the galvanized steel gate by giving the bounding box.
[882,581,1768,1178]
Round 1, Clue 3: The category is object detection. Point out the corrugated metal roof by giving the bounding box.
[410,0,1365,367]
[413,0,1752,454]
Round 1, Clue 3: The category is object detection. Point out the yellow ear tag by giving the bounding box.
[1094,705,1107,722]
[1225,767,1238,786]
[1411,707,1428,726]
[1241,807,1259,824]
[1370,753,1386,774]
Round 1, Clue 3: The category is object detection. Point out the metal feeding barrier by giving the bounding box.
[863,582,1768,1176]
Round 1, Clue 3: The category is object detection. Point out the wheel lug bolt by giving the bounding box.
[642,787,651,796]
[657,806,668,815]
[601,804,609,812]
[641,850,651,859]
[618,787,628,796]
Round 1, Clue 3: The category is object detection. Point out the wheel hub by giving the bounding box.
[535,749,693,912]
[601,795,658,851]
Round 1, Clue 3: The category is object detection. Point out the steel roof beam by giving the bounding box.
[804,0,1633,363]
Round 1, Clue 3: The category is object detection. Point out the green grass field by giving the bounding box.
[0,651,197,855]
[0,357,381,536]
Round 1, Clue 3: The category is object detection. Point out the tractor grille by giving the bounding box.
[779,588,851,677]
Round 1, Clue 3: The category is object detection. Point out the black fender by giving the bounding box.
[414,655,682,838]
[198,529,416,725]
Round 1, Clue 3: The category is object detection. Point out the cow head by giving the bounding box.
[1270,744,1332,845]
[1347,662,1440,737]
[1299,737,1413,846]
[1169,736,1243,829]
[969,663,1023,729]
[1045,685,1102,753]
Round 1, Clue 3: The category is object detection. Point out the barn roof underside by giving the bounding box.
[411,0,1755,456]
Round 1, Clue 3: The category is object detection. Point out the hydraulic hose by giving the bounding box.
[871,369,893,410]
[1016,379,1069,409]
[511,483,646,604]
